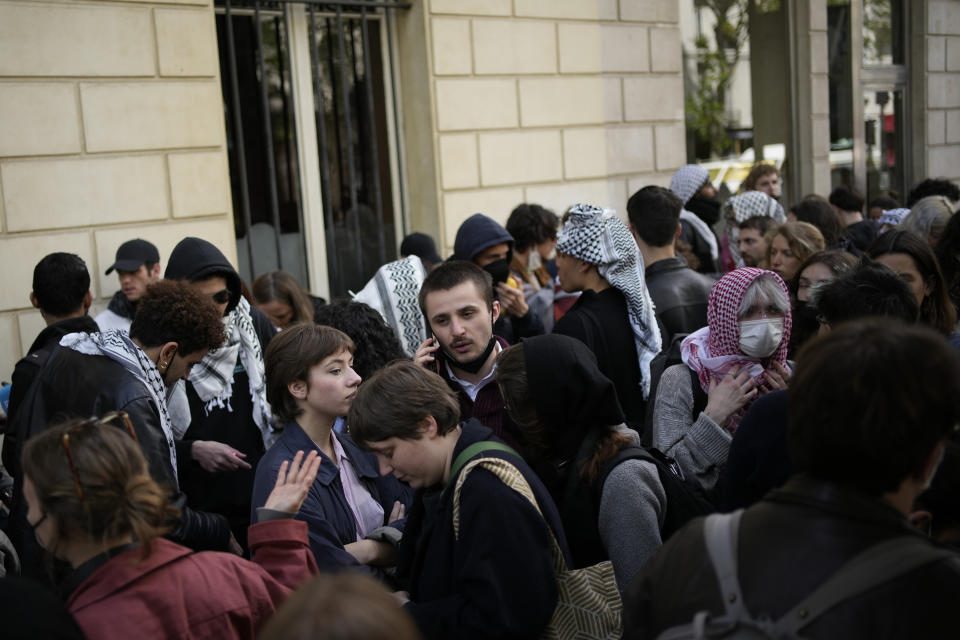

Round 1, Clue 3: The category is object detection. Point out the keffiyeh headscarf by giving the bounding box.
[61,330,179,482]
[722,191,786,268]
[556,204,662,398]
[671,165,720,263]
[878,208,910,227]
[169,296,275,448]
[681,268,792,432]
[670,164,711,205]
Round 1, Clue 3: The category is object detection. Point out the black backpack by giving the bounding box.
[597,444,715,542]
[643,334,707,448]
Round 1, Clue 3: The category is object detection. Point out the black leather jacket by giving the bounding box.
[8,347,230,581]
[644,257,716,347]
[624,475,960,639]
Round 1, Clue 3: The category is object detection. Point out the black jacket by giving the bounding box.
[399,420,570,640]
[624,475,960,639]
[7,347,230,582]
[3,315,99,472]
[645,257,716,347]
[165,236,276,547]
[554,287,646,430]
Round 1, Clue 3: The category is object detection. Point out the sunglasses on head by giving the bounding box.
[211,289,231,305]
[61,412,139,503]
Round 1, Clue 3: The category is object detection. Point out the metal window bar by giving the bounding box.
[217,0,407,296]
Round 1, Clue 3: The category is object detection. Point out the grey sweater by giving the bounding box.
[597,427,666,593]
[651,364,731,492]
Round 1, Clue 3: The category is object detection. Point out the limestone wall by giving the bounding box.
[925,0,960,183]
[421,0,687,251]
[0,0,235,377]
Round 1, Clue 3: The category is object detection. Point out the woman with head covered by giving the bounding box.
[651,268,792,494]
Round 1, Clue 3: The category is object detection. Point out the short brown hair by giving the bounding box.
[22,416,179,560]
[349,360,460,444]
[418,261,494,319]
[264,324,355,424]
[259,573,422,640]
[130,280,226,355]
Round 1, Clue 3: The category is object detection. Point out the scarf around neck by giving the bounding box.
[60,330,179,483]
[170,296,275,448]
[556,203,662,398]
[680,268,792,433]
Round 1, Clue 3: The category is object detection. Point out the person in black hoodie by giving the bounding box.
[496,334,668,593]
[450,213,544,344]
[164,237,278,549]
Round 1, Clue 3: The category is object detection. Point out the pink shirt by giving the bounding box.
[332,433,385,540]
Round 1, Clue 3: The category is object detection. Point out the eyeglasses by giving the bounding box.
[61,411,139,502]
[211,289,231,304]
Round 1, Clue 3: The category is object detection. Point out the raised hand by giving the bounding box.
[264,450,321,514]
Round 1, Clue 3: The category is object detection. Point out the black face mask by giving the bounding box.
[686,196,722,227]
[441,335,497,375]
[791,300,821,348]
[482,258,510,287]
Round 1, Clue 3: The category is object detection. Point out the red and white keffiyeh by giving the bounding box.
[681,268,792,431]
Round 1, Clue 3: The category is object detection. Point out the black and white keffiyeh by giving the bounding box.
[672,165,719,262]
[171,296,275,448]
[556,204,663,398]
[670,164,710,205]
[353,255,428,358]
[60,330,179,482]
[722,191,787,267]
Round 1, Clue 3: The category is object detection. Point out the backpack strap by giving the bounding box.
[703,510,750,620]
[776,535,960,635]
[443,440,520,498]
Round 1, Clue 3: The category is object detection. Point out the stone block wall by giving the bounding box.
[0,0,235,377]
[926,0,960,183]
[425,0,686,250]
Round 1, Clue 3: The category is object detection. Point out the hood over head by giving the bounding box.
[452,213,514,263]
[164,237,242,314]
[523,334,625,460]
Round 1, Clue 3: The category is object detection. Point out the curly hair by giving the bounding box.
[313,300,406,380]
[506,203,558,253]
[129,280,226,355]
[741,163,780,192]
[22,416,180,561]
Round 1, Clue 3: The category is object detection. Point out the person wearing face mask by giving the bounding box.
[651,268,792,495]
[450,213,544,344]
[625,319,960,640]
[7,280,234,583]
[669,164,721,274]
[505,203,560,332]
[788,251,856,356]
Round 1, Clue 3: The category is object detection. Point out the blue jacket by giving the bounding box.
[251,421,412,573]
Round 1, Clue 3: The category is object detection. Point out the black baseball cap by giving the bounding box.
[105,238,160,275]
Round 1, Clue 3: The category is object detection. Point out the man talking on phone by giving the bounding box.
[413,261,521,451]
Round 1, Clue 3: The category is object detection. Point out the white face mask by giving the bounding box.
[739,318,784,358]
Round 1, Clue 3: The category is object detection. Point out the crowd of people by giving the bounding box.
[1,166,960,639]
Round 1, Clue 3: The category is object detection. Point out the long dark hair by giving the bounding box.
[866,230,957,334]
